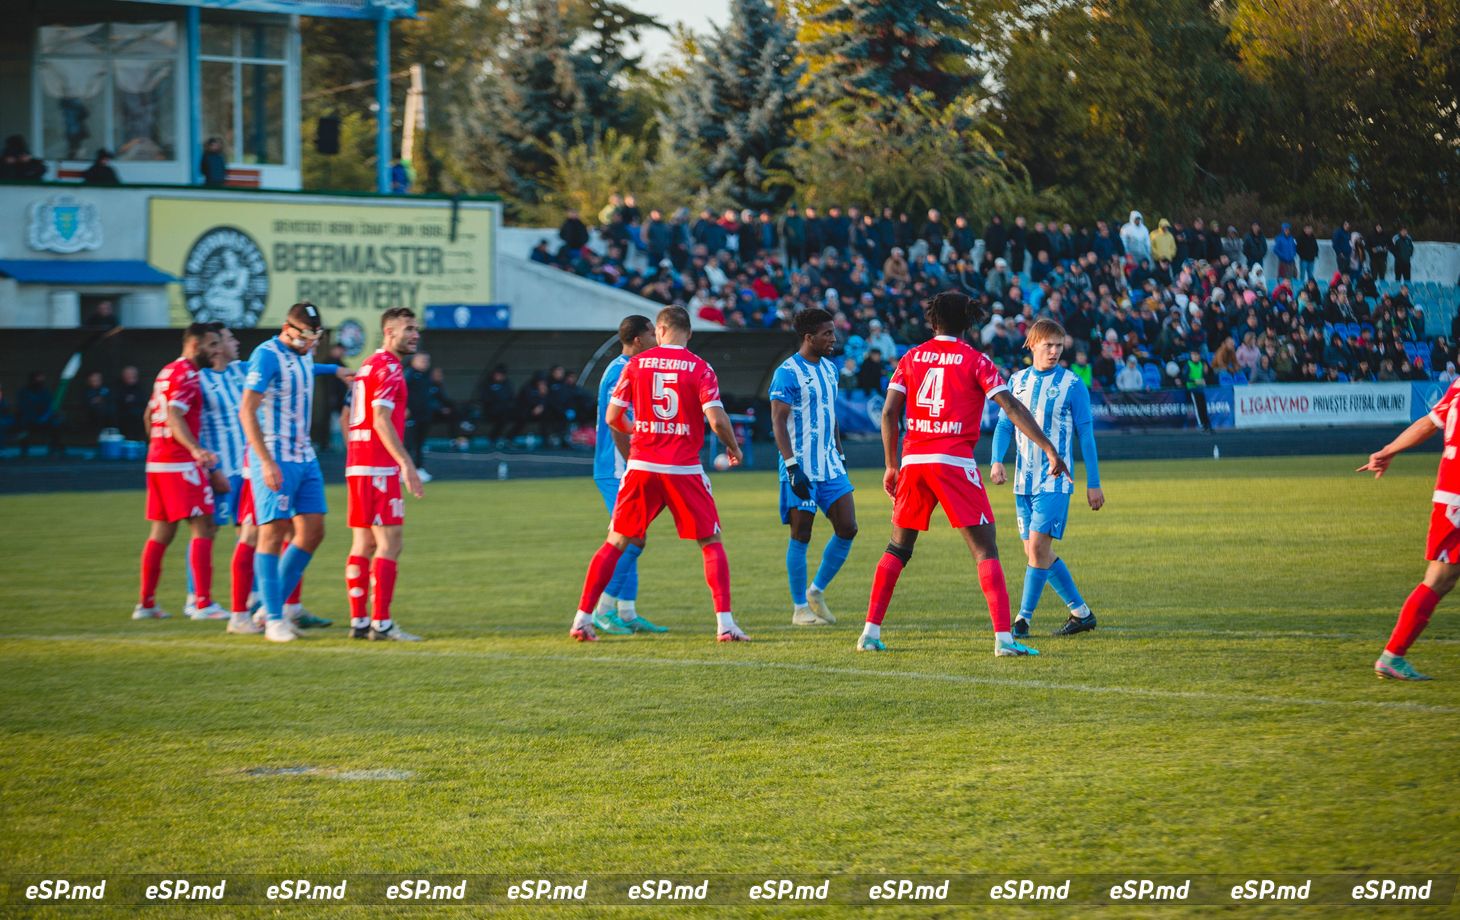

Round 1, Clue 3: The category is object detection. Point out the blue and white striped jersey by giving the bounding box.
[769,353,847,482]
[994,365,1100,495]
[243,337,317,464]
[199,360,246,477]
[594,354,630,481]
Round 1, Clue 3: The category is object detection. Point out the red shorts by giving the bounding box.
[892,461,995,531]
[1426,502,1460,563]
[145,464,215,523]
[238,477,254,527]
[611,468,721,540]
[347,472,405,528]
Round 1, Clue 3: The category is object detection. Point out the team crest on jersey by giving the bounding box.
[183,227,269,327]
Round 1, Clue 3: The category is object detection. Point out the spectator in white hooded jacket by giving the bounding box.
[1120,210,1151,263]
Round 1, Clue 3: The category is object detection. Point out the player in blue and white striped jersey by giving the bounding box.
[589,314,668,635]
[770,308,857,626]
[989,318,1105,638]
[240,303,352,643]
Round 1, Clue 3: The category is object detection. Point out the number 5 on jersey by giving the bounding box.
[916,367,946,417]
[653,372,679,420]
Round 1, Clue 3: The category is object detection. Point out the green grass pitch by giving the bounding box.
[1,455,1458,917]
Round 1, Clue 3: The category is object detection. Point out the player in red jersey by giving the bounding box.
[1358,378,1460,680]
[568,305,749,642]
[132,323,221,620]
[345,307,426,641]
[858,292,1068,656]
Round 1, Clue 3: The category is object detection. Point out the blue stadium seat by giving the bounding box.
[1361,322,1375,336]
[1233,371,1249,385]
[1337,372,1350,382]
[1217,371,1234,386]
[1346,323,1362,340]
[1142,364,1162,389]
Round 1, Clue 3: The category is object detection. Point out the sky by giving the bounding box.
[627,0,728,65]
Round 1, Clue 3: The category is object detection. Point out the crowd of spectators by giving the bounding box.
[537,197,1451,392]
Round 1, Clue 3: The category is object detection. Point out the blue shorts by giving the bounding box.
[213,474,245,526]
[595,477,621,515]
[779,474,855,524]
[1014,491,1071,541]
[250,459,327,524]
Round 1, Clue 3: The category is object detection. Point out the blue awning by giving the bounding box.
[0,260,178,286]
[115,0,417,20]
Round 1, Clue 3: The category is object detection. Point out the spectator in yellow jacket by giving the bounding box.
[1150,218,1177,263]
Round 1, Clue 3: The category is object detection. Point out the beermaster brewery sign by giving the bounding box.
[147,195,497,350]
[181,226,270,326]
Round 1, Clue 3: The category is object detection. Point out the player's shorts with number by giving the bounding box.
[612,467,721,540]
[249,459,327,524]
[213,473,245,526]
[347,467,405,527]
[892,459,994,531]
[145,462,215,523]
[1014,491,1071,541]
[1426,501,1460,562]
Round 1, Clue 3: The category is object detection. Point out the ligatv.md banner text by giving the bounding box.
[147,196,495,355]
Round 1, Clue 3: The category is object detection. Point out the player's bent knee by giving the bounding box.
[885,541,913,565]
[836,523,859,540]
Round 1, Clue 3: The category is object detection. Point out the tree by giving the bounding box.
[770,90,1058,218]
[803,0,980,107]
[996,0,1246,220]
[663,0,804,209]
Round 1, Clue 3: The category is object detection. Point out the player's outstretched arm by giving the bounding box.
[706,406,743,466]
[1359,415,1439,478]
[993,391,1069,480]
[374,403,423,498]
[880,387,906,497]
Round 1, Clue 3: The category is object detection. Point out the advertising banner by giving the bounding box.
[1232,383,1411,428]
[1089,388,1234,431]
[1412,381,1450,422]
[147,196,494,356]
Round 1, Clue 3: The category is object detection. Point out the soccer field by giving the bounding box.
[2,455,1458,916]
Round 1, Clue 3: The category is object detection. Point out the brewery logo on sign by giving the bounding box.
[182,227,269,327]
[336,318,365,357]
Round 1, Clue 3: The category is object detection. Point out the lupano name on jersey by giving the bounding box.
[911,351,966,366]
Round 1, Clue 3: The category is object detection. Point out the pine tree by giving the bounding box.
[495,0,586,202]
[663,0,804,210]
[806,0,978,107]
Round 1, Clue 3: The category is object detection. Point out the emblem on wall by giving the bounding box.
[27,195,103,253]
[182,226,270,327]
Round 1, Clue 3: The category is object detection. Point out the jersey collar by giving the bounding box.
[658,344,687,350]
[933,335,959,342]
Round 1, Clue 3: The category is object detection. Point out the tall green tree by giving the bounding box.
[663,0,804,209]
[804,0,980,107]
[996,0,1246,220]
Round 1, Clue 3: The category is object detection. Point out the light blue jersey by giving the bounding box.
[244,337,317,464]
[199,360,246,478]
[594,354,630,481]
[991,365,1100,495]
[769,353,847,482]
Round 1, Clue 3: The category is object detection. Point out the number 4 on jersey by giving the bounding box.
[916,367,946,417]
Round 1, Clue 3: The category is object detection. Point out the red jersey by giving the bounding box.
[610,344,723,472]
[1427,378,1460,503]
[346,349,407,474]
[887,334,1007,467]
[146,357,203,465]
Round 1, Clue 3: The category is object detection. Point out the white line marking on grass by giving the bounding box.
[8,634,1460,715]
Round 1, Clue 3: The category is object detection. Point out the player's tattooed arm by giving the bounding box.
[992,391,1069,481]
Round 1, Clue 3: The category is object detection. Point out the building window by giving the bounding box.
[36,22,178,162]
[199,22,288,166]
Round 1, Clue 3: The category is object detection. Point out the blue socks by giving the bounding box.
[787,538,809,606]
[1047,558,1086,613]
[812,535,854,593]
[605,543,641,602]
[254,551,282,620]
[1019,565,1052,620]
[278,544,313,606]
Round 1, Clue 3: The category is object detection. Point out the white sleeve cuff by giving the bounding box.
[1429,411,1444,427]
[372,398,395,409]
[985,384,1009,400]
[702,399,724,410]
[886,382,906,394]
[609,397,630,408]
[168,399,190,410]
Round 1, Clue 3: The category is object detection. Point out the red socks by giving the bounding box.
[977,559,1012,633]
[346,555,371,620]
[1387,583,1440,656]
[139,539,167,608]
[230,543,255,613]
[287,575,303,605]
[371,558,397,623]
[701,542,732,612]
[578,542,625,613]
[188,537,214,608]
[867,552,907,626]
